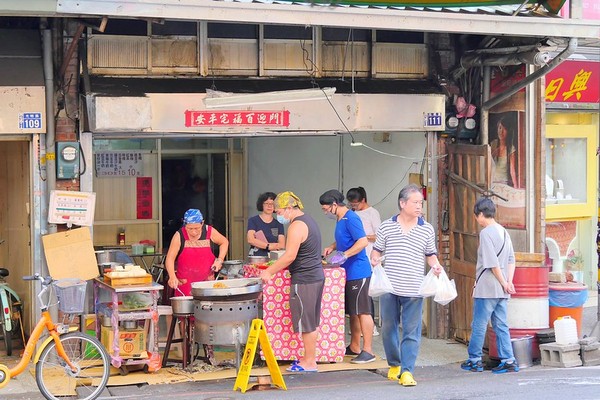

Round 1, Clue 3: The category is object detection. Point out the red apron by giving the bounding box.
[175,225,215,296]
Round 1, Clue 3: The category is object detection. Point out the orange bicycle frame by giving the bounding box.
[8,310,77,378]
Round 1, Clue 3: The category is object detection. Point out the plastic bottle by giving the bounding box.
[554,316,578,345]
[118,230,125,246]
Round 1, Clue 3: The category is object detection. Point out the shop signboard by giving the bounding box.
[184,110,290,127]
[545,60,600,104]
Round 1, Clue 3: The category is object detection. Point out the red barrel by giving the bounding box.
[513,258,549,297]
[507,253,549,330]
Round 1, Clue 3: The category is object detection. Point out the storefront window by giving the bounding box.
[545,219,596,286]
[545,137,587,204]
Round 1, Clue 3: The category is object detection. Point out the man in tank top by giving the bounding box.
[260,191,324,373]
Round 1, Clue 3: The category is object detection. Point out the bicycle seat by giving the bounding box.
[0,267,9,278]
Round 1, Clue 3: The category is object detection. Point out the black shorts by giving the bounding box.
[345,277,372,316]
[290,280,325,334]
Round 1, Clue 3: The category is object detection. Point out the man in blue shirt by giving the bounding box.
[320,189,376,364]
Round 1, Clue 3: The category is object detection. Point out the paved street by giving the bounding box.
[3,300,599,399]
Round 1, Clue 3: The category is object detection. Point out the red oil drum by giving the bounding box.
[507,253,549,329]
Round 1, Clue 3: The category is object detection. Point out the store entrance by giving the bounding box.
[0,140,33,334]
[161,154,227,251]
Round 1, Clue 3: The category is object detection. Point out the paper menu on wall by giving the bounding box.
[254,230,268,243]
[48,190,96,227]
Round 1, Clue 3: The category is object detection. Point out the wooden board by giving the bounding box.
[103,274,152,286]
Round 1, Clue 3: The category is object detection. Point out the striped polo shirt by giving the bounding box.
[373,215,437,297]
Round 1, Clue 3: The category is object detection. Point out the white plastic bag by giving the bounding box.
[368,264,393,297]
[418,268,439,297]
[434,269,458,306]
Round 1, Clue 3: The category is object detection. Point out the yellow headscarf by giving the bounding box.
[275,191,304,210]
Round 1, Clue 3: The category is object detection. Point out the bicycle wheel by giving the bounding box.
[1,323,11,356]
[36,332,110,400]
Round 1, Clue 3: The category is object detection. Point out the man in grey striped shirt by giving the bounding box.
[371,184,443,387]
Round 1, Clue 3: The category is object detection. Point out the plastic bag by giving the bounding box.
[327,251,348,265]
[418,268,439,297]
[434,269,457,306]
[368,264,393,297]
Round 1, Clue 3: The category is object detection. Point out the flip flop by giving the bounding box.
[286,364,318,373]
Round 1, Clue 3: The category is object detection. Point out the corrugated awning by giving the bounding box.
[56,0,600,41]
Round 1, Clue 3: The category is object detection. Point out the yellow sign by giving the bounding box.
[233,319,287,393]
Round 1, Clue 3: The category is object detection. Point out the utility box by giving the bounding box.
[56,141,80,179]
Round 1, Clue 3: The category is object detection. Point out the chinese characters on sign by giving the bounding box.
[95,152,144,177]
[184,110,291,128]
[545,60,599,103]
[136,177,152,220]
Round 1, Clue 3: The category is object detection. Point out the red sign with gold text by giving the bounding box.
[136,177,152,220]
[545,60,599,103]
[184,110,290,128]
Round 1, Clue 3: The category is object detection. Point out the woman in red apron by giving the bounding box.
[165,209,229,296]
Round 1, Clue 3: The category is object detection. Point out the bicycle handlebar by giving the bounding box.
[23,273,55,309]
[23,274,53,286]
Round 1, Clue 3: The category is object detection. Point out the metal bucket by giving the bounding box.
[511,335,534,368]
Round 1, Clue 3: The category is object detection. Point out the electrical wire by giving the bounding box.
[371,162,418,209]
[356,142,447,161]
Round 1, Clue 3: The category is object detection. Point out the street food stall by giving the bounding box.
[244,262,347,362]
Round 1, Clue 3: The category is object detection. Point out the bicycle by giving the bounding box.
[0,266,25,356]
[0,273,110,400]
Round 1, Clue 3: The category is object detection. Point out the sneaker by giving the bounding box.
[373,326,380,336]
[387,366,400,380]
[345,345,360,356]
[491,361,519,374]
[351,351,376,364]
[399,371,417,386]
[460,359,484,372]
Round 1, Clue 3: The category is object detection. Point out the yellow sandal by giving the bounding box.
[399,371,417,386]
[387,366,400,380]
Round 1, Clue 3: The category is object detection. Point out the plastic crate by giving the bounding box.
[54,278,87,314]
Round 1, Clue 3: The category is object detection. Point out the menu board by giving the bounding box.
[48,190,96,227]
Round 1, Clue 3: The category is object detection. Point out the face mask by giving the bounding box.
[277,210,290,225]
[326,211,337,220]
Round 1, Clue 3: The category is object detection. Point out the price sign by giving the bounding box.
[95,151,144,178]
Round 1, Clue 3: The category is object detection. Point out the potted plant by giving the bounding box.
[565,249,584,282]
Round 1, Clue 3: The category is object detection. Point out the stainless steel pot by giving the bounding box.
[222,260,244,278]
[170,296,194,315]
[248,256,268,265]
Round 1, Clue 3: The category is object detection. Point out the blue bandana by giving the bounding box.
[183,209,203,224]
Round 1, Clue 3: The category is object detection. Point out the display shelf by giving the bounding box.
[94,278,163,372]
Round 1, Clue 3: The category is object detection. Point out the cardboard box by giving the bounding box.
[101,325,147,358]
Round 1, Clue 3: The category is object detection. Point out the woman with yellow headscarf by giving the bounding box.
[260,191,325,373]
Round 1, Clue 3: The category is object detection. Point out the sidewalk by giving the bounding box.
[3,295,598,398]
